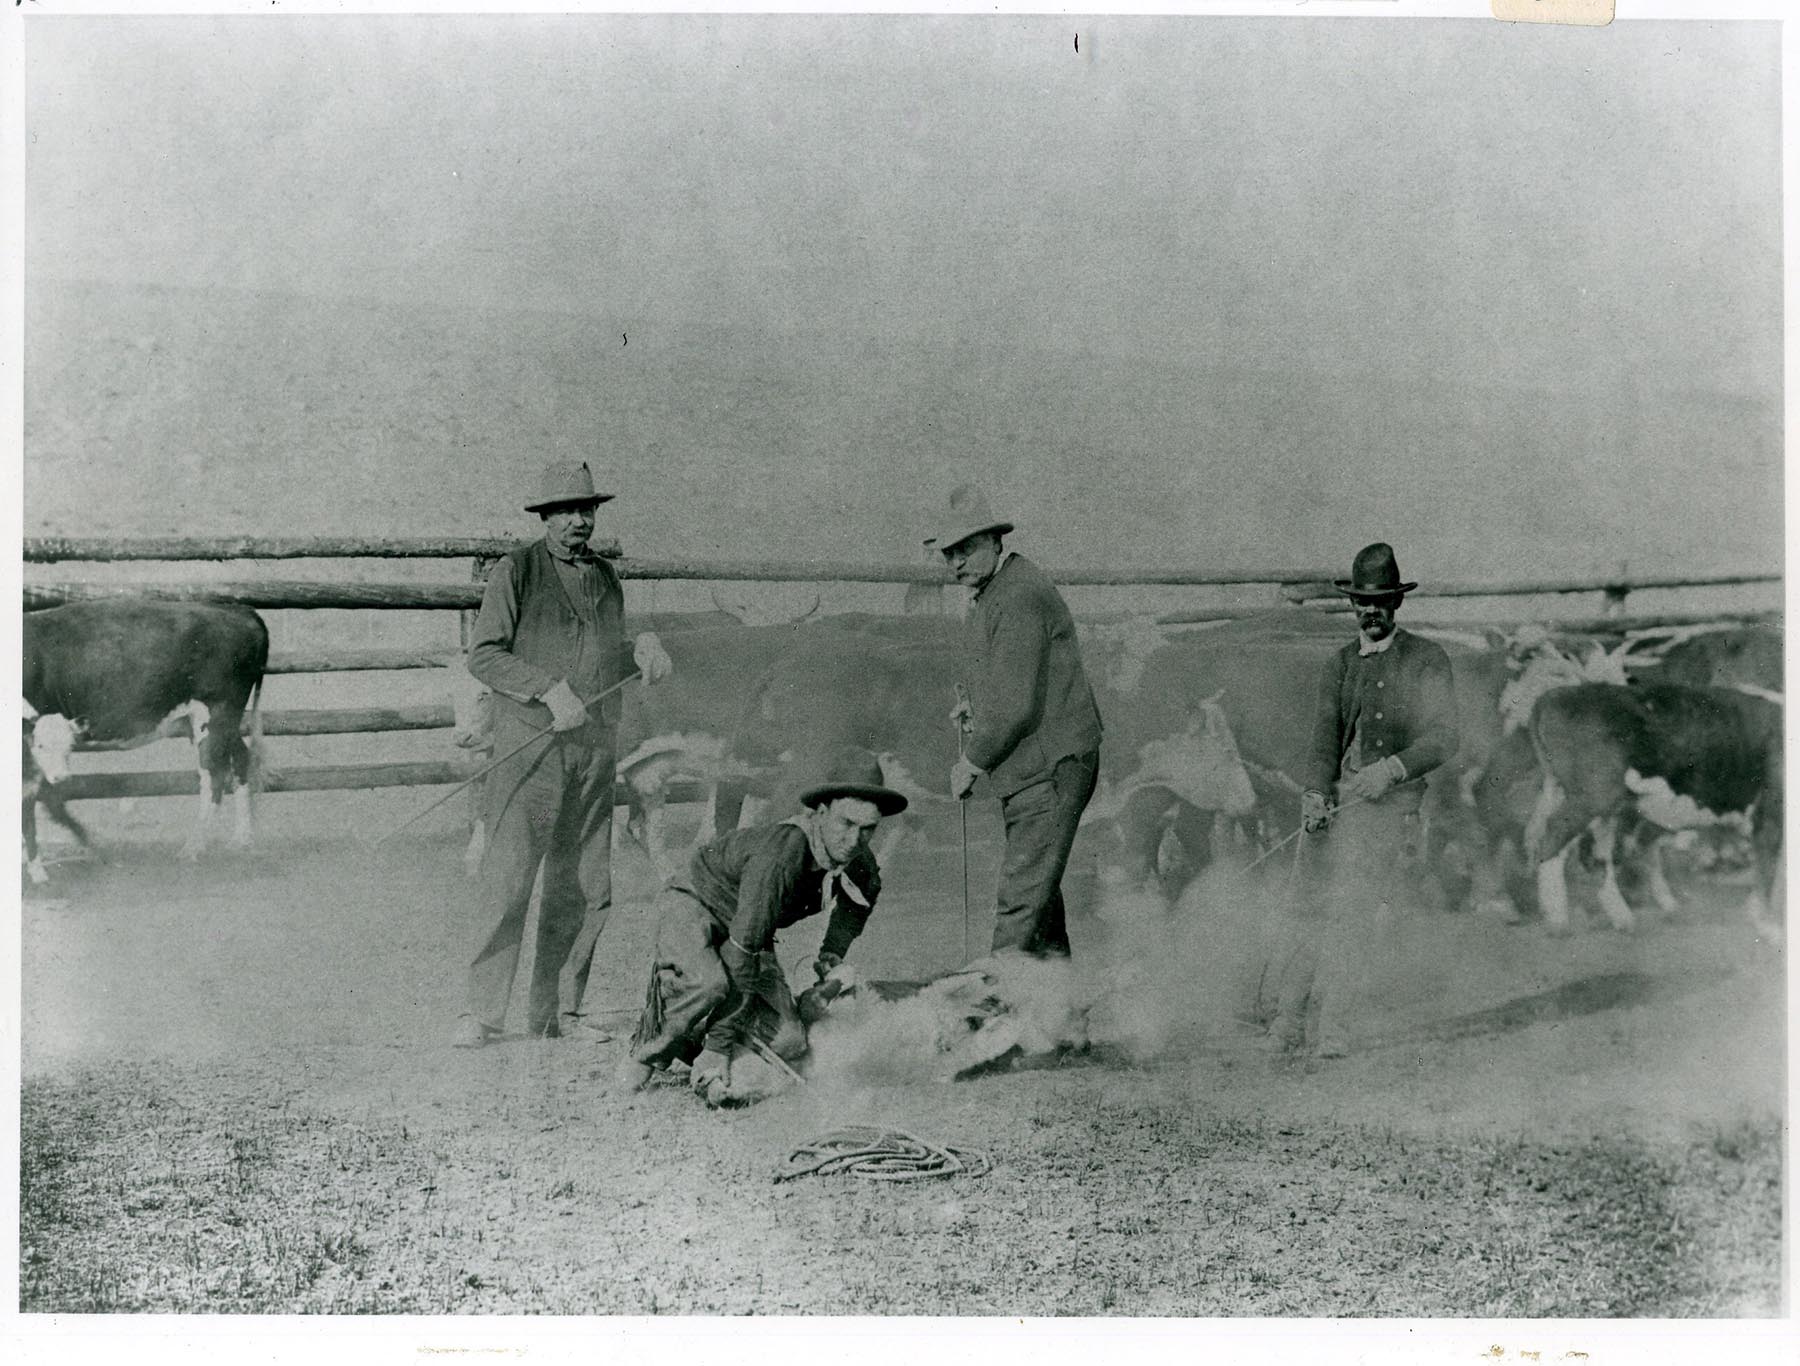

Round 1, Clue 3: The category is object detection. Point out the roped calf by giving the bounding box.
[23,600,270,860]
[1525,682,1782,942]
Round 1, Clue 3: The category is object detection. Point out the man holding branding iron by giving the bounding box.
[927,485,1104,962]
[452,461,674,1048]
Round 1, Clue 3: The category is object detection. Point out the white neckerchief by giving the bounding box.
[781,813,871,916]
[1358,630,1397,658]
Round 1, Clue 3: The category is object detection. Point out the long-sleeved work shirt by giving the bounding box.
[672,821,881,962]
[1305,627,1458,803]
[963,552,1104,798]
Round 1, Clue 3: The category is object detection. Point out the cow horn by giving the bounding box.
[709,588,749,624]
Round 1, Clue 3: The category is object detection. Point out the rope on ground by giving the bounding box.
[775,1126,993,1184]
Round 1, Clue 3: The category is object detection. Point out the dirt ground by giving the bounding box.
[17,788,1789,1317]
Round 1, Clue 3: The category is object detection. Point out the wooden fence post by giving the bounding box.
[1603,560,1630,620]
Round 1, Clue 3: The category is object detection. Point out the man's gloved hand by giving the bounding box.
[690,1048,731,1106]
[813,953,844,984]
[633,632,674,685]
[1341,754,1405,804]
[1301,789,1331,834]
[949,694,973,732]
[950,756,983,801]
[541,678,590,732]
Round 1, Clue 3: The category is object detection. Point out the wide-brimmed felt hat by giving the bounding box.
[524,461,614,513]
[1333,542,1417,600]
[923,484,1015,552]
[799,746,909,817]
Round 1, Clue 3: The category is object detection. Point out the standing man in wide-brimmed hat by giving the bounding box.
[1266,542,1458,1058]
[927,486,1104,962]
[453,461,674,1049]
[615,746,907,1105]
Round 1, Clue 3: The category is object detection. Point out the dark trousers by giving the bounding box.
[629,889,807,1068]
[992,751,1100,959]
[466,714,616,1033]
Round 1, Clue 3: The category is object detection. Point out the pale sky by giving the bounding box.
[18,12,1785,581]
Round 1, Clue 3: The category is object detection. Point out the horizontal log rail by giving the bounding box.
[23,536,619,562]
[26,581,484,611]
[268,648,459,674]
[50,765,710,804]
[1294,570,1781,601]
[71,705,458,749]
[1156,607,1780,633]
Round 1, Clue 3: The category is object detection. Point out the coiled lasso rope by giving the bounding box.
[775,1126,993,1183]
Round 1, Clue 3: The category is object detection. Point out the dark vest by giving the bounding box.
[495,541,626,729]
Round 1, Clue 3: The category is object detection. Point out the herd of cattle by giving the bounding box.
[21,596,1786,945]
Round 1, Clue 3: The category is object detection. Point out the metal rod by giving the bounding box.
[747,1036,808,1086]
[954,683,973,967]
[370,672,641,847]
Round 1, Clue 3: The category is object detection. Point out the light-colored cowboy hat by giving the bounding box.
[523,461,615,513]
[1332,542,1418,600]
[922,484,1015,552]
[799,746,909,817]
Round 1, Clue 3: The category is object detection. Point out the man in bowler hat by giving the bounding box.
[927,486,1104,961]
[616,747,907,1105]
[1267,542,1458,1057]
[453,461,675,1048]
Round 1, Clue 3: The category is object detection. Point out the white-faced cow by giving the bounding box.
[1525,682,1782,942]
[23,600,270,860]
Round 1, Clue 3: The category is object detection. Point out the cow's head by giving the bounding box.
[26,712,78,786]
[1191,693,1258,818]
[446,659,495,751]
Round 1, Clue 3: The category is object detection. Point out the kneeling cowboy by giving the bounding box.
[616,748,907,1103]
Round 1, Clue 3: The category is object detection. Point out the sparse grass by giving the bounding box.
[19,1067,1782,1316]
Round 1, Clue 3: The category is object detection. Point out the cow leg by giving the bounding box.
[1641,835,1681,917]
[1470,833,1523,923]
[1165,799,1213,890]
[463,819,487,878]
[1535,842,1575,936]
[460,773,489,881]
[1745,800,1784,947]
[1523,774,1564,863]
[23,795,48,884]
[1589,814,1637,933]
[232,686,262,849]
[1742,813,1785,950]
[231,782,254,848]
[640,792,693,884]
[1116,788,1175,891]
[181,702,214,861]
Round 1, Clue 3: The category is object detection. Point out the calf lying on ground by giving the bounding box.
[1526,683,1782,942]
[23,600,270,859]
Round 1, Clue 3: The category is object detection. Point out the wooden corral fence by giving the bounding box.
[22,536,1781,809]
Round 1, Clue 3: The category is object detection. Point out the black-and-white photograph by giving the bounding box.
[6,0,1792,1345]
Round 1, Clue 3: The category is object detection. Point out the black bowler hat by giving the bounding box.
[799,746,909,817]
[1333,542,1417,601]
